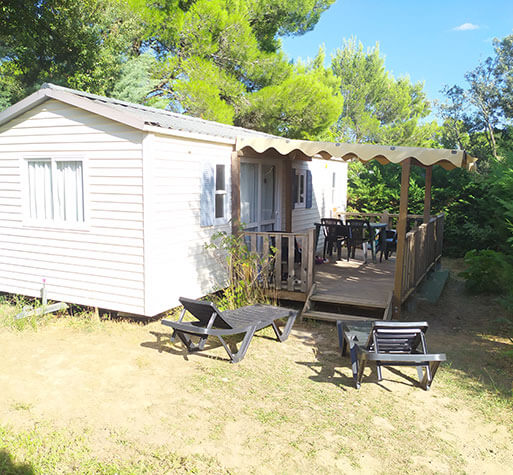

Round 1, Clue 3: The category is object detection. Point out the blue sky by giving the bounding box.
[282,0,513,104]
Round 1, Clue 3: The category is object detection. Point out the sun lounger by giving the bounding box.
[336,320,446,390]
[161,297,297,363]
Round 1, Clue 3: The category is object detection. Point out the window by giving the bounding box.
[294,169,306,208]
[26,158,84,224]
[215,164,226,219]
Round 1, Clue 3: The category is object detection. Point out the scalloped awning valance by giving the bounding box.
[236,136,477,171]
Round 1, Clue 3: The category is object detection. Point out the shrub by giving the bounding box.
[205,231,277,310]
[459,250,513,294]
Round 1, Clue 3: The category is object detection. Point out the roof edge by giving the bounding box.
[0,89,48,129]
[143,124,235,146]
[236,136,477,171]
[0,86,146,131]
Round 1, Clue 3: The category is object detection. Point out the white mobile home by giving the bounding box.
[0,84,347,316]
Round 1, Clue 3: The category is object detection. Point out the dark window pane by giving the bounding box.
[215,193,224,218]
[216,164,225,191]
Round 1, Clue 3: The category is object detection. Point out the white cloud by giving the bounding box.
[453,23,480,31]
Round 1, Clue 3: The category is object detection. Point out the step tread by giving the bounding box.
[302,310,378,322]
[310,293,386,309]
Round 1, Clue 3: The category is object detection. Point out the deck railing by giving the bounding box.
[400,214,444,302]
[242,229,316,294]
[337,211,425,231]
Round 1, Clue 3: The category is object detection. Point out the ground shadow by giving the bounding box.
[141,329,279,363]
[294,265,512,397]
[0,450,34,475]
[404,273,513,399]
[294,328,423,391]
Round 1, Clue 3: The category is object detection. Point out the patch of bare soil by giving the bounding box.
[0,261,512,473]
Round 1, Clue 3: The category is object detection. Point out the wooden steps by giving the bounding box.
[310,294,386,309]
[301,310,375,322]
[301,289,393,323]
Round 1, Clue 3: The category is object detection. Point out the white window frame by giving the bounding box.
[214,163,228,225]
[331,171,337,206]
[22,154,88,230]
[294,168,306,209]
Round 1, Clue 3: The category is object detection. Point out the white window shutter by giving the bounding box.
[291,168,297,209]
[200,162,215,226]
[306,169,313,209]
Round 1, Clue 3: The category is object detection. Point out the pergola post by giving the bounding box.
[393,158,412,318]
[423,166,433,224]
[231,150,241,236]
[283,156,293,232]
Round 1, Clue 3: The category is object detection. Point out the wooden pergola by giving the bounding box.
[231,137,476,316]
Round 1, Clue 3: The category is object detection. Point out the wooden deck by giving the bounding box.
[302,249,395,322]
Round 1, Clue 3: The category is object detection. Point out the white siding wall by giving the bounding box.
[143,132,232,315]
[289,159,348,252]
[0,100,146,314]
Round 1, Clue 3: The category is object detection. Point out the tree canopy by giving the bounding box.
[328,38,437,147]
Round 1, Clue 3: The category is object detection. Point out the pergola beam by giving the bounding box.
[393,158,412,317]
[231,150,241,236]
[283,156,293,232]
[423,166,433,224]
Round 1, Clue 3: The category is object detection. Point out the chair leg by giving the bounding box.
[420,361,441,390]
[270,313,297,342]
[176,332,208,352]
[376,362,383,381]
[356,358,366,389]
[416,366,424,383]
[348,343,360,388]
[217,326,257,363]
[336,321,345,355]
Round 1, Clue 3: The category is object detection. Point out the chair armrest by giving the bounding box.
[358,350,446,363]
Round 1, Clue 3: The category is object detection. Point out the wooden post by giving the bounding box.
[231,150,241,236]
[283,157,293,232]
[393,158,412,318]
[423,166,432,224]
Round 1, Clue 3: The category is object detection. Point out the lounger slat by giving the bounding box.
[160,298,297,363]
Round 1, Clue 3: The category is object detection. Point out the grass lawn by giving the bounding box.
[0,259,512,474]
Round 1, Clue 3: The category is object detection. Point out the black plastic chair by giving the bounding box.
[346,219,370,262]
[337,320,446,390]
[161,297,297,363]
[379,229,397,262]
[320,218,348,260]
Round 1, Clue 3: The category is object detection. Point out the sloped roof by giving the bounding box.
[0,83,476,170]
[0,83,275,141]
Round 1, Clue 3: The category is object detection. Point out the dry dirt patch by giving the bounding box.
[0,263,512,473]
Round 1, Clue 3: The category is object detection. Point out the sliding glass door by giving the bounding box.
[240,161,278,231]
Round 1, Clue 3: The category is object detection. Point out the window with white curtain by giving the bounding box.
[215,164,226,219]
[294,169,306,208]
[26,158,84,224]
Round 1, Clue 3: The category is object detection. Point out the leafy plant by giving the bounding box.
[459,250,513,294]
[205,230,277,310]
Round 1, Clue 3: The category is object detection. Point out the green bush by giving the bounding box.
[205,230,277,310]
[459,250,513,294]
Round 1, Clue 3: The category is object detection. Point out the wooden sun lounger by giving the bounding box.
[336,320,446,390]
[161,297,297,363]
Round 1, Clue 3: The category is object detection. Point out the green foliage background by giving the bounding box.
[1,0,512,305]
